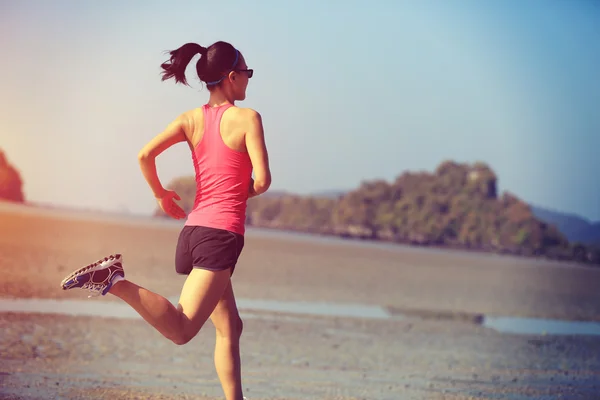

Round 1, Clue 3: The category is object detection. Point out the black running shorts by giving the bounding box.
[175,225,245,276]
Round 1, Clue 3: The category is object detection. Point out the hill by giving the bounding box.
[154,160,600,266]
[530,205,600,247]
[0,149,25,203]
[309,195,600,248]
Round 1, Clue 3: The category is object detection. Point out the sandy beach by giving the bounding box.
[1,202,600,399]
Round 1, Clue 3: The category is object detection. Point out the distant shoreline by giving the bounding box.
[1,200,595,270]
[241,223,598,270]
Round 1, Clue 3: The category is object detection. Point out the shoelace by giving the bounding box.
[62,255,120,283]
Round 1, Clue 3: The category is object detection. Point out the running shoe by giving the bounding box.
[60,254,124,297]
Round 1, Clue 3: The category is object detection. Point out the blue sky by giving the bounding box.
[1,0,599,220]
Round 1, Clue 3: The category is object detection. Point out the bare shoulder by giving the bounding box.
[163,108,201,143]
[181,108,204,132]
[167,108,198,128]
[228,107,262,124]
[184,107,204,123]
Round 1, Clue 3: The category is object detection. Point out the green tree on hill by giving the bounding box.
[0,149,25,203]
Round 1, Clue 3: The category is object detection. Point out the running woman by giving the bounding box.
[60,40,271,400]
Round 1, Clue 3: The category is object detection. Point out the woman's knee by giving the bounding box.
[169,327,197,346]
[169,315,206,346]
[216,316,243,340]
[170,334,191,346]
[237,316,243,337]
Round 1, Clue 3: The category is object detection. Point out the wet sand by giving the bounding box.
[1,202,600,399]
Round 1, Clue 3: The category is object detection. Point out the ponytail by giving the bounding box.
[160,42,206,86]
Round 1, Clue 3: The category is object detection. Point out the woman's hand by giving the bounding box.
[157,190,186,220]
[248,178,258,198]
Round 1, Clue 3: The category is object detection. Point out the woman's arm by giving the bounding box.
[244,109,271,196]
[137,114,189,198]
[137,113,189,219]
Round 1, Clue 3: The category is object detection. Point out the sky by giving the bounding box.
[1,0,599,220]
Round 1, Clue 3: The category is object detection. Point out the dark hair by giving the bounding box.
[160,41,239,88]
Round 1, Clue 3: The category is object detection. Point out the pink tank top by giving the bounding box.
[185,103,253,235]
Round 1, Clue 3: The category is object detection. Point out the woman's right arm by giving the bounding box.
[244,109,271,196]
[137,113,189,219]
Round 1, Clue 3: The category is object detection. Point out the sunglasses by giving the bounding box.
[235,69,254,78]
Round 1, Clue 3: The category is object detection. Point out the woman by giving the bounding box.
[60,40,271,400]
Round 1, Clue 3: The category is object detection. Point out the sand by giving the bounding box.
[1,202,600,399]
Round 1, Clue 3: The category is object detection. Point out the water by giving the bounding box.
[2,297,600,337]
[236,298,391,319]
[483,315,600,336]
[0,297,392,321]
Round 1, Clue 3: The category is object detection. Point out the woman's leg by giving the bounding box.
[109,267,231,345]
[209,280,244,400]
